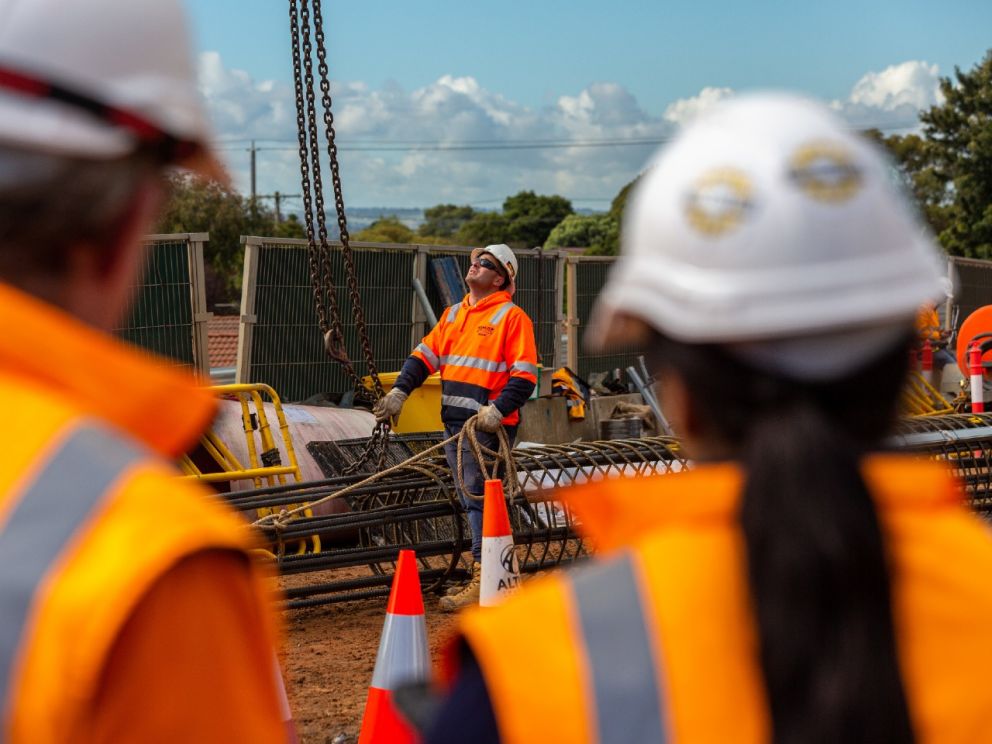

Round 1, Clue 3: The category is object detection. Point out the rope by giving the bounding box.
[252,415,519,534]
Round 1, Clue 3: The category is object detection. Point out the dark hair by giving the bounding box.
[0,146,160,283]
[648,332,915,744]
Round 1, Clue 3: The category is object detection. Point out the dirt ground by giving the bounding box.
[278,569,461,744]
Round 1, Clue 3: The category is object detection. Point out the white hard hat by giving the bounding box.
[471,244,518,291]
[0,0,223,179]
[588,92,946,379]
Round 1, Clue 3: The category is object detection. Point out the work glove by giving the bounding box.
[373,388,408,423]
[475,404,504,433]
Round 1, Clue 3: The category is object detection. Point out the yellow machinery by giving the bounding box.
[901,370,956,417]
[179,382,319,554]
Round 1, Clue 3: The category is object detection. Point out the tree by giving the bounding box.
[455,211,511,246]
[864,129,951,238]
[918,50,992,258]
[866,51,992,258]
[544,213,620,255]
[156,173,304,307]
[353,216,415,243]
[608,176,640,222]
[419,204,476,238]
[501,191,573,248]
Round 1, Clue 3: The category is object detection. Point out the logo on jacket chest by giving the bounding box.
[476,324,495,337]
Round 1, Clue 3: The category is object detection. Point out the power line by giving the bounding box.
[213,120,922,152]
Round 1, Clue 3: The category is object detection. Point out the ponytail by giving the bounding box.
[650,334,915,744]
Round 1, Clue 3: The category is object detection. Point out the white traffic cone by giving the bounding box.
[479,479,522,607]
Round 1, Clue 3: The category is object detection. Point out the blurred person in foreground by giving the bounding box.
[0,0,288,740]
[417,94,992,743]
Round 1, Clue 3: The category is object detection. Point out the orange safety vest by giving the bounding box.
[411,291,538,426]
[551,367,588,421]
[0,283,279,742]
[916,303,942,343]
[452,457,992,743]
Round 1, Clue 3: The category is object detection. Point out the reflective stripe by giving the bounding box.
[511,361,539,376]
[446,305,460,323]
[440,355,507,373]
[370,613,430,689]
[0,424,145,710]
[488,302,516,326]
[441,395,483,412]
[415,343,439,370]
[570,553,667,744]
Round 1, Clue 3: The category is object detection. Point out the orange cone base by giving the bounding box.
[358,686,420,744]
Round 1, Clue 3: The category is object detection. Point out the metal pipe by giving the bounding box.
[627,366,673,436]
[412,277,438,326]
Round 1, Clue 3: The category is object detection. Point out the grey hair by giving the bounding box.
[0,145,159,281]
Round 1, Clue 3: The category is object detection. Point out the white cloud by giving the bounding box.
[663,86,734,125]
[848,61,942,111]
[830,60,943,131]
[195,52,946,210]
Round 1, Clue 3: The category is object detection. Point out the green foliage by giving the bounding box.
[869,51,992,258]
[419,204,476,238]
[544,213,620,255]
[155,173,305,307]
[608,176,640,221]
[455,211,511,246]
[501,191,573,248]
[919,50,992,257]
[353,216,416,243]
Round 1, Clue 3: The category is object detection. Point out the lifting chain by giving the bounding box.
[289,0,387,474]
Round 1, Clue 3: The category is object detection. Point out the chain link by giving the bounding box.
[290,0,387,472]
[311,0,384,401]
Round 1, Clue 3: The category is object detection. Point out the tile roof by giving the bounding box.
[208,315,240,369]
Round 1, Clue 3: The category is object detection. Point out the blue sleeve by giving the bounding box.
[424,644,501,744]
[492,376,535,416]
[394,356,431,395]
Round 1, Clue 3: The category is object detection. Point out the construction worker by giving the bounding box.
[916,298,955,391]
[420,94,992,742]
[0,1,287,740]
[375,244,538,610]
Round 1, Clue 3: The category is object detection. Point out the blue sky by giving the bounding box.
[182,0,992,210]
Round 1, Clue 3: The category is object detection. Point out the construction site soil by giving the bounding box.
[278,569,460,744]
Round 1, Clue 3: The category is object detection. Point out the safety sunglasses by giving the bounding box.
[0,64,203,166]
[473,257,501,273]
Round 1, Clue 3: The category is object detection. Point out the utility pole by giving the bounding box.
[256,192,301,224]
[249,140,257,211]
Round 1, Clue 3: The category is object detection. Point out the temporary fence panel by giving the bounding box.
[238,239,579,400]
[238,237,416,402]
[569,255,642,380]
[950,256,992,329]
[115,233,210,373]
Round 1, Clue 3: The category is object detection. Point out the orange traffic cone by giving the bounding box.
[480,479,522,607]
[358,549,429,744]
[273,656,299,743]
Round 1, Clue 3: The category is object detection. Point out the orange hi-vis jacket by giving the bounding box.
[452,457,992,743]
[0,283,286,742]
[917,303,942,343]
[402,291,537,427]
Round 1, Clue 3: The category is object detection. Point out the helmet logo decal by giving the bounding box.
[684,168,754,236]
[788,142,862,202]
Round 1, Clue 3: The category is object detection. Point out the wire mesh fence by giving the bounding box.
[114,233,208,372]
[573,257,643,380]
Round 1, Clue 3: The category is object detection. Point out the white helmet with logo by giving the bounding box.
[588,92,946,379]
[471,243,519,293]
[0,0,222,179]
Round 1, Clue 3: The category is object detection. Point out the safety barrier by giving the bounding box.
[115,232,210,373]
